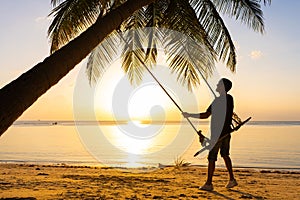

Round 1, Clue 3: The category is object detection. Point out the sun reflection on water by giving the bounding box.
[102,121,180,156]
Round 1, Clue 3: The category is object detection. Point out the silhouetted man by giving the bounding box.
[183,78,237,191]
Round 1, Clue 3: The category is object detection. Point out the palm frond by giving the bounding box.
[144,0,169,27]
[164,0,214,52]
[143,1,169,67]
[51,0,64,7]
[145,28,158,66]
[163,29,215,91]
[120,6,147,30]
[48,0,108,53]
[118,8,155,85]
[163,0,217,66]
[86,31,122,85]
[159,0,216,90]
[190,0,236,71]
[262,0,272,6]
[121,29,147,86]
[86,4,159,86]
[211,0,267,33]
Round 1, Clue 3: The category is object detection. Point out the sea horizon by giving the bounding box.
[12,120,300,126]
[2,120,300,171]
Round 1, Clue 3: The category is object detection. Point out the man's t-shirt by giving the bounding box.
[206,94,234,138]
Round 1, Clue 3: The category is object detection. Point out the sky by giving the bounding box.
[0,0,299,121]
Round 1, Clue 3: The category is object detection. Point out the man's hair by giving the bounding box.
[220,78,232,92]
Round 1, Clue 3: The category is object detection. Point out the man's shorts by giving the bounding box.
[208,135,231,161]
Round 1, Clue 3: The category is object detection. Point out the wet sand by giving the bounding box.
[0,163,299,199]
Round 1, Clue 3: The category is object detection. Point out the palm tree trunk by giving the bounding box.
[0,0,155,136]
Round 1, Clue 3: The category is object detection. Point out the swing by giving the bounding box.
[231,112,252,132]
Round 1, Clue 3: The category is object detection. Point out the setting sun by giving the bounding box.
[93,59,190,122]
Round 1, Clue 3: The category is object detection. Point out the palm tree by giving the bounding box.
[0,0,271,136]
[48,0,271,89]
[0,0,155,136]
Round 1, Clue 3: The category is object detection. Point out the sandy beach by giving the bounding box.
[0,164,299,199]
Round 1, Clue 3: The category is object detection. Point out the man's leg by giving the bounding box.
[221,136,238,188]
[223,155,234,181]
[200,144,219,191]
[206,160,215,185]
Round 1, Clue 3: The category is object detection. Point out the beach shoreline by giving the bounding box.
[0,163,299,199]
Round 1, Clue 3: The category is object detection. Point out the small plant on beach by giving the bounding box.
[174,156,191,169]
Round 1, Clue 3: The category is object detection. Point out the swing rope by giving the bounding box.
[142,62,205,140]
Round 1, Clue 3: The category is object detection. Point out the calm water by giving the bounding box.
[0,121,299,170]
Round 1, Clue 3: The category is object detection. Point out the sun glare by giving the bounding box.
[128,83,171,121]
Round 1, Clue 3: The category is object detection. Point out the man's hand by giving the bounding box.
[198,130,205,144]
[199,135,205,144]
[182,112,190,118]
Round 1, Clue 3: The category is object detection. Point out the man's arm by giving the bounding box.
[200,111,211,119]
[182,111,211,119]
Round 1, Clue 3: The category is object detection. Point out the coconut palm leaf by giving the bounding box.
[48,0,109,53]
[163,29,216,91]
[121,29,147,85]
[211,0,268,33]
[86,5,149,85]
[190,0,237,71]
[160,0,216,89]
[144,1,169,67]
[86,28,163,86]
[163,0,214,52]
[190,0,271,71]
[262,0,272,6]
[145,29,158,66]
[50,0,64,7]
[144,1,169,27]
[144,2,170,67]
[118,8,149,85]
[86,30,122,85]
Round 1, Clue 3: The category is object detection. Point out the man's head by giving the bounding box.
[216,78,232,94]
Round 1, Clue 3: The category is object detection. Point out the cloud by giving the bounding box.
[249,50,263,60]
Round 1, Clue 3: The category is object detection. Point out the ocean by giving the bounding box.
[0,121,299,170]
